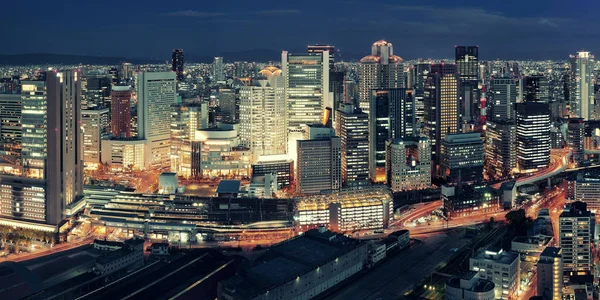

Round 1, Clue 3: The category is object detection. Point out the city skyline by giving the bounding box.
[3,0,600,61]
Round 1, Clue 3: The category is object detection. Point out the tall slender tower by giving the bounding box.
[213,57,224,82]
[569,51,595,120]
[337,103,369,187]
[171,49,184,82]
[358,40,405,115]
[0,70,83,228]
[110,85,132,138]
[455,46,480,123]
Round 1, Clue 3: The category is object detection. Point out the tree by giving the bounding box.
[505,209,533,236]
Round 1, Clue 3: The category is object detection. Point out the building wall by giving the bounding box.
[469,253,520,299]
[296,138,341,195]
[82,108,110,165]
[386,137,431,192]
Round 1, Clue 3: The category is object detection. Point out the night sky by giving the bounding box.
[2,0,599,60]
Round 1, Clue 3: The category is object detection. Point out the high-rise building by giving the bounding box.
[110,85,132,139]
[537,247,563,300]
[239,67,287,160]
[282,51,330,152]
[424,63,460,172]
[440,133,484,184]
[489,77,517,120]
[369,88,415,181]
[559,201,594,274]
[0,71,83,229]
[0,94,21,158]
[455,46,479,81]
[414,61,431,125]
[567,118,585,165]
[523,74,550,103]
[170,102,207,177]
[171,49,184,82]
[137,72,177,169]
[307,44,335,70]
[358,40,405,115]
[386,137,431,192]
[81,70,111,109]
[218,87,239,123]
[336,103,369,187]
[569,51,595,120]
[119,62,133,82]
[484,119,516,180]
[81,108,110,166]
[296,125,341,194]
[516,102,551,172]
[213,57,224,82]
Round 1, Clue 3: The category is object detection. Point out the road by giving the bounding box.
[492,149,569,190]
[0,236,95,263]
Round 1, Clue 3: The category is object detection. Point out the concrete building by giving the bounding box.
[443,185,500,218]
[336,103,369,187]
[110,85,132,139]
[569,51,595,120]
[94,238,144,276]
[424,63,460,172]
[385,137,431,192]
[469,246,520,299]
[81,108,110,166]
[369,88,415,181]
[171,49,184,82]
[484,119,516,180]
[213,57,224,82]
[0,94,21,158]
[248,173,277,198]
[523,74,550,103]
[81,70,111,109]
[445,271,495,300]
[137,71,177,170]
[516,102,551,173]
[572,173,600,213]
[358,40,405,115]
[511,235,552,254]
[195,123,250,178]
[170,103,207,177]
[251,155,294,188]
[101,138,146,171]
[295,188,393,232]
[0,71,83,230]
[537,247,562,300]
[218,87,238,123]
[239,67,286,160]
[218,228,368,300]
[296,125,341,195]
[559,201,594,274]
[440,133,484,184]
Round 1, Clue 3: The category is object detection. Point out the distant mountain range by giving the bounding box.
[0,49,366,66]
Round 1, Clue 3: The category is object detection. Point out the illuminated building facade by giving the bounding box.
[537,247,563,300]
[81,108,110,166]
[195,123,250,177]
[0,71,83,229]
[443,185,499,218]
[295,188,393,232]
[170,103,207,177]
[0,94,21,158]
[567,118,585,165]
[569,51,595,120]
[424,63,460,171]
[489,77,516,120]
[572,173,600,214]
[413,61,431,124]
[523,74,550,103]
[369,88,415,181]
[81,70,111,110]
[516,102,550,172]
[484,119,516,180]
[101,138,146,171]
[110,85,132,138]
[469,247,520,299]
[358,40,405,115]
[213,57,224,82]
[559,201,594,274]
[239,67,286,160]
[282,51,330,132]
[251,155,294,188]
[218,87,238,123]
[171,49,184,82]
[137,71,177,169]
[455,46,480,123]
[336,103,369,187]
[385,137,431,192]
[440,133,484,184]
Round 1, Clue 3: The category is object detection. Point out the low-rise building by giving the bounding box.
[511,235,553,255]
[217,228,368,300]
[94,238,145,276]
[442,185,500,218]
[150,242,170,255]
[469,246,520,299]
[537,247,562,300]
[445,271,495,300]
[367,241,386,267]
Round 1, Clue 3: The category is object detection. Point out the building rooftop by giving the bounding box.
[472,247,519,265]
[540,247,562,259]
[219,228,364,298]
[216,180,241,194]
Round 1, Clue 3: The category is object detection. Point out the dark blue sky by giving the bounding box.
[2,0,599,60]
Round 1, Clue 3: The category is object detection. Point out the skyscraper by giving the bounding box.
[0,94,21,158]
[296,125,341,194]
[337,103,369,187]
[567,118,585,165]
[282,50,330,152]
[523,74,550,103]
[413,61,431,124]
[456,46,480,124]
[213,56,224,82]
[0,70,83,228]
[218,87,239,123]
[110,85,132,138]
[440,133,484,184]
[516,102,551,172]
[137,72,177,169]
[424,63,460,172]
[81,108,110,165]
[455,46,479,80]
[358,40,405,115]
[484,119,516,180]
[489,77,517,120]
[369,89,415,181]
[537,247,563,300]
[569,51,595,120]
[81,70,111,110]
[559,201,594,274]
[307,44,335,70]
[171,49,184,82]
[239,67,287,159]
